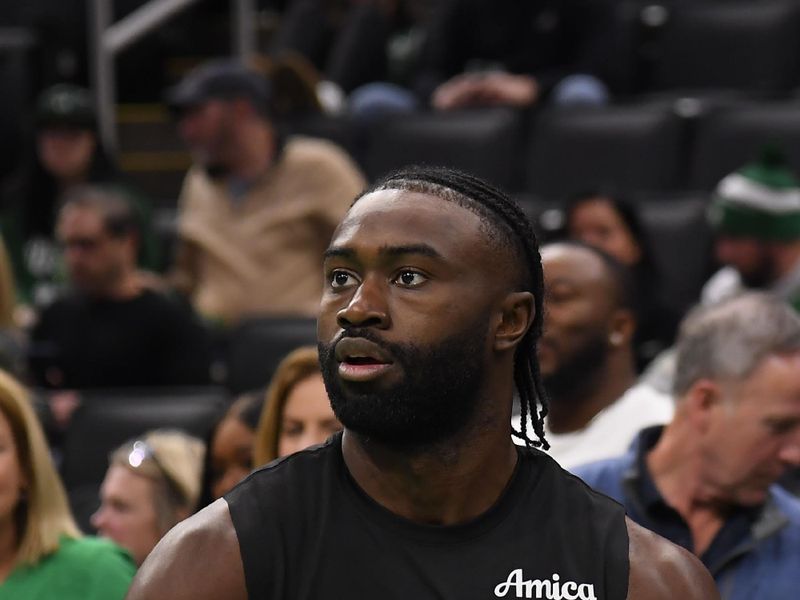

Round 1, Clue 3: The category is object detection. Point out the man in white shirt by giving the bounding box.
[514,241,673,468]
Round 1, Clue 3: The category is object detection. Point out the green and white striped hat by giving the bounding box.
[709,147,800,240]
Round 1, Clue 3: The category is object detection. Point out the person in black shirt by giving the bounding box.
[29,186,211,391]
[127,166,717,600]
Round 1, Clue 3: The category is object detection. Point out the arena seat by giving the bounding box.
[525,104,687,199]
[61,386,228,491]
[688,102,800,190]
[224,316,318,395]
[636,194,714,316]
[362,108,526,190]
[645,1,800,94]
[61,386,229,531]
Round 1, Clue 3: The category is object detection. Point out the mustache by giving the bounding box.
[333,327,391,348]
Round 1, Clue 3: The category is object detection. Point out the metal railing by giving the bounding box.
[89,0,256,152]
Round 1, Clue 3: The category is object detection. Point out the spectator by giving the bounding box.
[0,235,23,375]
[703,147,800,311]
[271,0,434,106]
[575,293,800,600]
[350,0,615,116]
[565,192,680,368]
[643,148,800,393]
[198,393,263,506]
[0,83,158,309]
[514,242,673,469]
[166,59,366,323]
[92,430,205,566]
[28,186,211,391]
[253,346,339,466]
[0,369,135,598]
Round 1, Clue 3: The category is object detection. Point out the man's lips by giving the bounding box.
[334,337,394,382]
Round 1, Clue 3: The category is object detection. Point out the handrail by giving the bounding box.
[90,0,257,152]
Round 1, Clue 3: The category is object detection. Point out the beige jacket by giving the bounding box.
[173,137,366,324]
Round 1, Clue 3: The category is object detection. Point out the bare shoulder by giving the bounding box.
[126,498,247,600]
[626,518,719,600]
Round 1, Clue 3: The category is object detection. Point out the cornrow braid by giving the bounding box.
[354,166,550,450]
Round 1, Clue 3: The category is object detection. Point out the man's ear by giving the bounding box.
[608,308,636,348]
[494,291,535,352]
[682,379,723,432]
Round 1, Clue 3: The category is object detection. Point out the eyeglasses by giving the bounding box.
[127,440,187,507]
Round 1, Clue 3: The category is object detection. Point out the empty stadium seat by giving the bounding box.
[636,194,714,315]
[689,102,800,190]
[61,387,228,491]
[60,386,229,531]
[224,316,318,395]
[525,104,688,198]
[645,1,800,94]
[362,108,526,190]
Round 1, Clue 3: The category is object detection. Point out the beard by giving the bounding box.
[541,332,609,402]
[318,322,489,448]
[739,255,776,289]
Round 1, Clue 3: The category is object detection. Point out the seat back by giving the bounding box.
[363,108,526,190]
[224,316,318,395]
[60,386,229,493]
[648,1,800,93]
[526,105,687,198]
[689,102,800,190]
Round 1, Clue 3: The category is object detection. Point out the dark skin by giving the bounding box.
[126,190,719,600]
[539,243,637,433]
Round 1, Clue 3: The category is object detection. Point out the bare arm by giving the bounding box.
[626,518,720,600]
[126,499,248,600]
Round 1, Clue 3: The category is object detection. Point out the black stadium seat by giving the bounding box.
[362,108,526,190]
[636,194,714,316]
[526,104,687,199]
[645,1,800,95]
[689,102,800,190]
[224,316,318,395]
[60,386,228,531]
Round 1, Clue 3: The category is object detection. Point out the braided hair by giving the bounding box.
[352,166,549,449]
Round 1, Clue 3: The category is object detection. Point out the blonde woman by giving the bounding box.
[92,430,205,566]
[0,370,135,598]
[253,346,341,466]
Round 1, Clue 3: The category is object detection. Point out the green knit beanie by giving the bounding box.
[709,146,800,240]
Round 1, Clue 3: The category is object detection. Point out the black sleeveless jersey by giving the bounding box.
[226,433,629,600]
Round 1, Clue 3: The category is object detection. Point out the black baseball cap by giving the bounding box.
[36,83,97,130]
[166,59,272,117]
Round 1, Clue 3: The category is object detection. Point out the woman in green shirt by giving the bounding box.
[0,370,135,599]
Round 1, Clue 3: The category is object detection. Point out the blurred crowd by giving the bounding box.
[1,1,800,599]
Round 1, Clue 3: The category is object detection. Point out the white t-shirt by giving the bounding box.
[512,384,674,471]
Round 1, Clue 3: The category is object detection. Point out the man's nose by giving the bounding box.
[779,437,800,468]
[90,506,105,530]
[337,276,390,330]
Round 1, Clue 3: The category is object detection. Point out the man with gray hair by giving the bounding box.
[574,293,800,600]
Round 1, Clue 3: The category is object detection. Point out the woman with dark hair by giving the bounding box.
[0,84,158,309]
[196,393,264,509]
[565,192,679,369]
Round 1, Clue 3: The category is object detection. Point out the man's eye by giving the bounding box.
[395,270,427,287]
[330,270,355,288]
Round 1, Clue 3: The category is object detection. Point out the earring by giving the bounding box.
[609,332,623,346]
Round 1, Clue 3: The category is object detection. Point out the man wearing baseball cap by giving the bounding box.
[166,59,365,324]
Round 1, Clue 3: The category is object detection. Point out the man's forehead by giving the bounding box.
[333,189,487,246]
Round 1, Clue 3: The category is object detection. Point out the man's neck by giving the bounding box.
[546,352,635,434]
[89,270,142,302]
[646,422,728,555]
[341,412,518,527]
